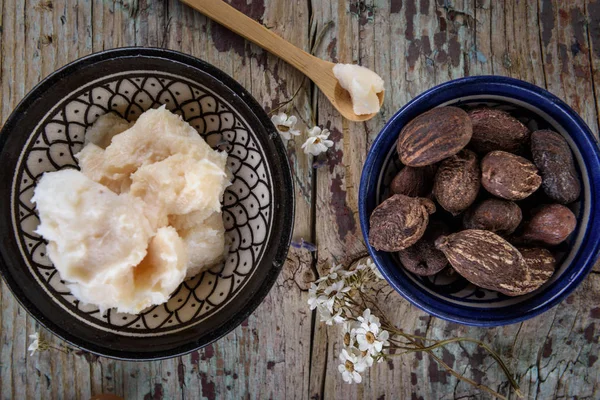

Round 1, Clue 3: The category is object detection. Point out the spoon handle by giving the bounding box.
[181,0,326,79]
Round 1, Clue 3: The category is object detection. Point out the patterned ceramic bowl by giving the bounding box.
[359,76,600,326]
[0,48,294,359]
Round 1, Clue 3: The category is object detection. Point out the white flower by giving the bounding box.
[355,315,390,356]
[338,348,368,383]
[360,351,374,367]
[28,332,40,356]
[357,308,380,326]
[302,126,334,156]
[324,281,351,302]
[319,307,345,325]
[317,264,345,283]
[308,283,330,311]
[342,321,358,347]
[341,269,358,278]
[321,296,335,314]
[271,112,300,140]
[366,258,383,279]
[355,262,368,271]
[330,264,344,274]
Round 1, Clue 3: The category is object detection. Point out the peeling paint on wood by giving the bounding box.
[1,0,600,399]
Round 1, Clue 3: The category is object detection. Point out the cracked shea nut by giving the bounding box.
[369,194,436,252]
[397,220,449,276]
[390,165,437,197]
[481,151,542,200]
[397,106,472,167]
[463,198,522,236]
[467,108,530,154]
[517,204,577,246]
[435,229,539,296]
[433,149,480,215]
[531,129,581,204]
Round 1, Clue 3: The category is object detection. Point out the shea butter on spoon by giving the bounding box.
[181,0,385,121]
[333,64,385,115]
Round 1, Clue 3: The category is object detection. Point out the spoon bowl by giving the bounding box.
[333,83,385,122]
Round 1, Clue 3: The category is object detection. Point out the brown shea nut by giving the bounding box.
[435,229,535,296]
[369,194,436,252]
[531,130,581,204]
[397,220,450,276]
[463,198,522,236]
[467,108,530,154]
[481,151,542,200]
[519,248,557,272]
[517,248,556,292]
[518,204,576,246]
[397,106,473,167]
[390,165,437,197]
[433,149,480,215]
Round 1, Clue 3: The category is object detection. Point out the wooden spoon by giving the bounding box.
[180,0,384,122]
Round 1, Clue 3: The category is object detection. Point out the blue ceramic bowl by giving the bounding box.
[359,76,600,326]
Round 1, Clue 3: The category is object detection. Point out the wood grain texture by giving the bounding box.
[1,1,599,399]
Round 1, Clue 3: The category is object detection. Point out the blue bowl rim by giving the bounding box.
[359,75,600,327]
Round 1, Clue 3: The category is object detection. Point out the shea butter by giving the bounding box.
[33,106,231,314]
[333,63,384,115]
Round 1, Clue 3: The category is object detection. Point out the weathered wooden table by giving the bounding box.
[1,0,599,399]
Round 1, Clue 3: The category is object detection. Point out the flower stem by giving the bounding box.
[269,82,306,116]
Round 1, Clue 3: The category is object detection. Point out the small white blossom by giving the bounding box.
[344,262,368,278]
[321,296,335,313]
[341,269,358,278]
[326,264,345,281]
[317,264,345,282]
[324,281,351,302]
[366,258,384,279]
[360,351,375,367]
[28,332,40,356]
[320,307,345,325]
[342,321,358,347]
[271,112,300,140]
[355,262,368,271]
[338,348,368,383]
[302,126,334,156]
[357,308,380,326]
[355,315,390,356]
[330,264,344,274]
[308,283,330,311]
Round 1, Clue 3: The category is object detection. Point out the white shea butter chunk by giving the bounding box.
[32,169,153,285]
[36,106,231,313]
[76,113,133,194]
[75,143,131,194]
[130,153,229,218]
[33,170,190,314]
[333,63,384,115]
[85,112,133,149]
[103,105,228,176]
[170,212,226,278]
[69,226,187,314]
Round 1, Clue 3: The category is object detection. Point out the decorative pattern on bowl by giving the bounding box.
[14,72,272,334]
[0,48,294,359]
